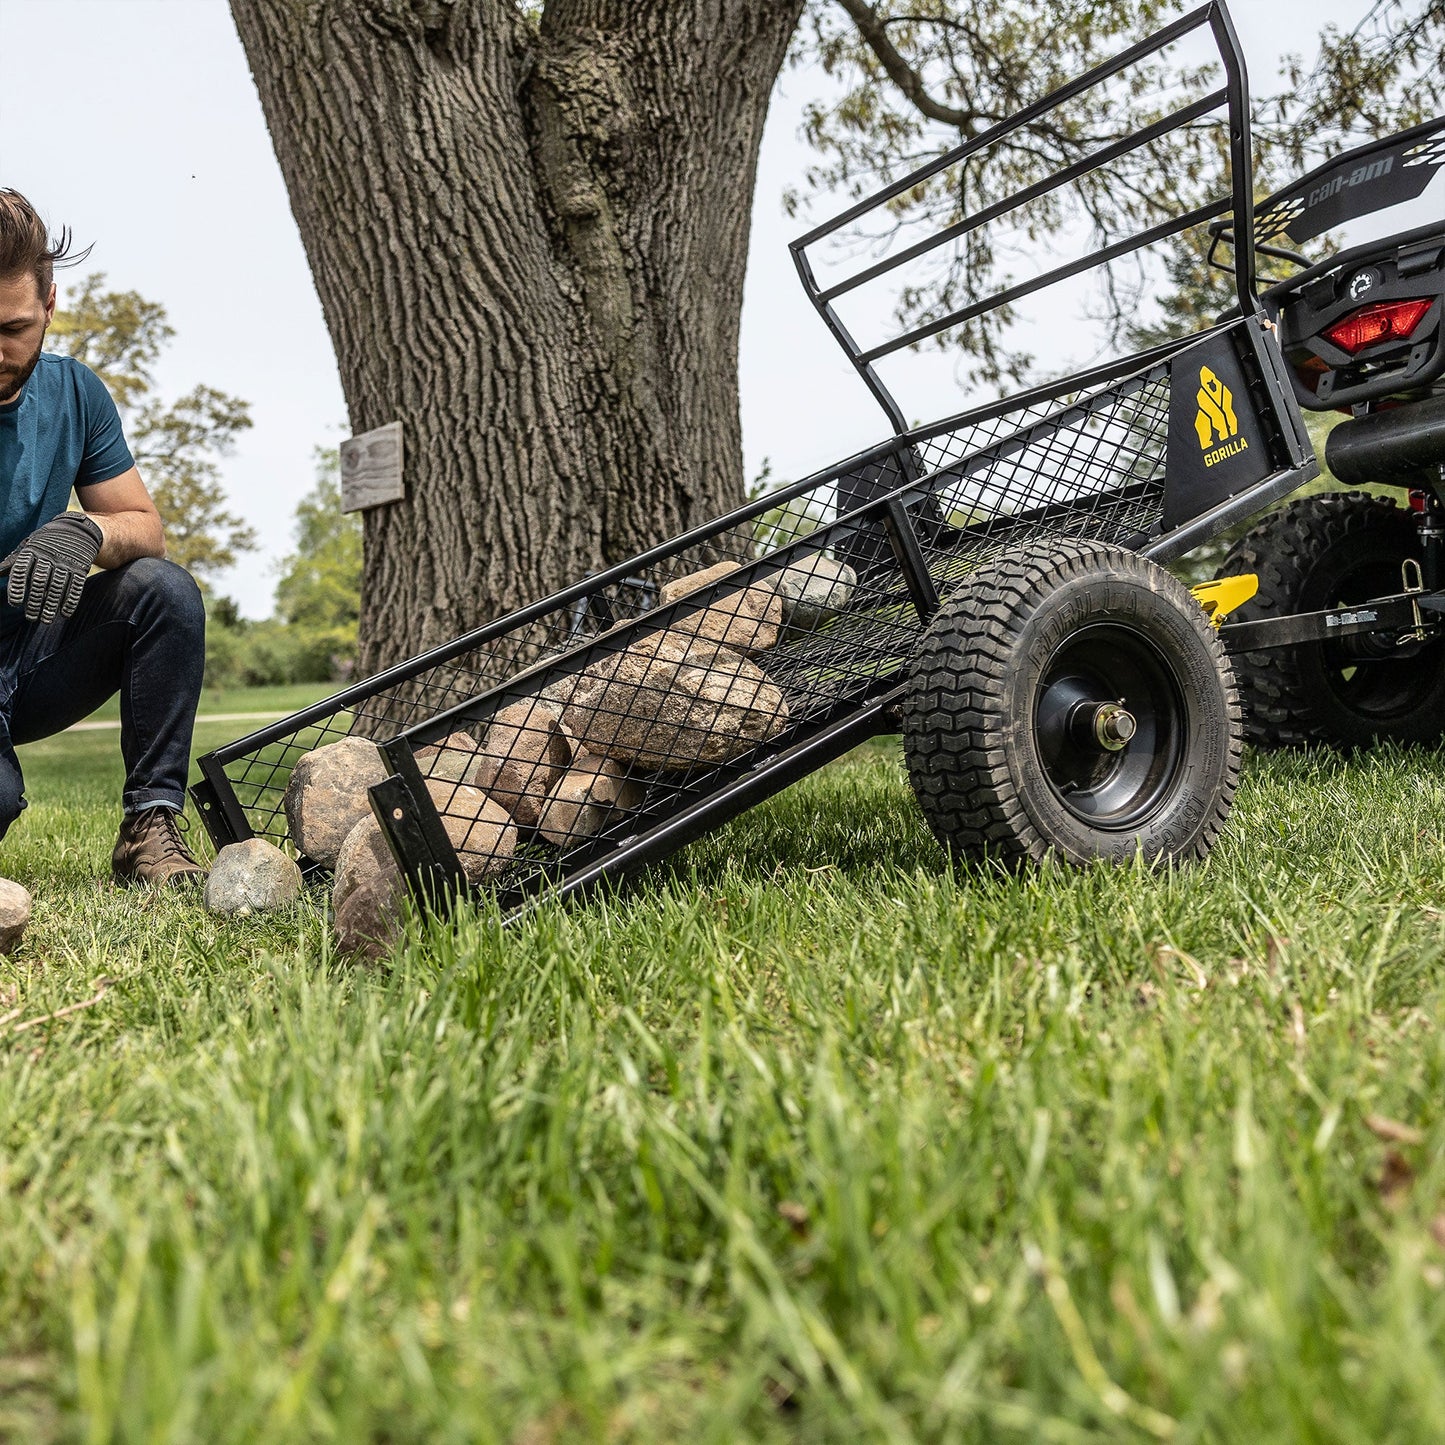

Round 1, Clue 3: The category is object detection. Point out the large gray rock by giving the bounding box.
[414,730,481,784]
[466,700,572,827]
[425,779,519,881]
[203,839,303,916]
[283,737,389,869]
[334,872,404,962]
[659,561,782,654]
[0,878,32,954]
[536,753,644,848]
[562,632,789,772]
[333,814,399,915]
[775,554,856,632]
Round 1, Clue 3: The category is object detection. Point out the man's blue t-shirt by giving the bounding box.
[0,353,133,561]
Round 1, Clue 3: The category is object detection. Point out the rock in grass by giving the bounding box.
[414,730,481,784]
[425,779,518,881]
[333,814,399,914]
[659,560,782,654]
[466,700,572,828]
[775,554,856,631]
[536,753,644,848]
[0,878,32,954]
[203,839,303,916]
[563,632,788,772]
[334,872,404,961]
[283,737,389,869]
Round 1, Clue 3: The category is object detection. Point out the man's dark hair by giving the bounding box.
[0,190,89,296]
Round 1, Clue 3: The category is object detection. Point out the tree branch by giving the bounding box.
[833,0,976,131]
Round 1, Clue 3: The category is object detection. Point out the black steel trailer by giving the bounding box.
[193,1,1320,908]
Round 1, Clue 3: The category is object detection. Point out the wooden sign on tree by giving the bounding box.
[340,421,404,514]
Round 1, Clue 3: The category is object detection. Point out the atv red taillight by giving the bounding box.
[1324,298,1433,355]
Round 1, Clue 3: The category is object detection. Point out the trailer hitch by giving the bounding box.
[1220,587,1445,653]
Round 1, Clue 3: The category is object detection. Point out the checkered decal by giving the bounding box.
[1256,196,1306,242]
[1404,129,1445,167]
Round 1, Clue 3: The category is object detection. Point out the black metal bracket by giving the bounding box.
[371,741,467,900]
[188,776,238,850]
[1237,313,1317,475]
[1142,460,1317,567]
[882,497,941,622]
[191,755,253,852]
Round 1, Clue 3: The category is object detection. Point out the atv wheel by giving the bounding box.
[1216,491,1445,749]
[903,539,1242,866]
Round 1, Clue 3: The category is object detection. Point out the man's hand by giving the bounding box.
[1,513,105,623]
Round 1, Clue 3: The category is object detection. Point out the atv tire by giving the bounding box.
[1216,491,1445,750]
[903,539,1242,867]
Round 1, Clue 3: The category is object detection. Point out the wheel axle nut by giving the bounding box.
[1093,704,1136,751]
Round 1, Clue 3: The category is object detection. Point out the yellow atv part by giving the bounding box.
[1190,574,1258,627]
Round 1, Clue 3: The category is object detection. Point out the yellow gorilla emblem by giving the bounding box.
[1194,366,1239,449]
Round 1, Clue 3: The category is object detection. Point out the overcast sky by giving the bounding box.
[0,0,1375,615]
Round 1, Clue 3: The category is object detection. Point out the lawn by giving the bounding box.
[0,704,1442,1441]
[79,681,339,725]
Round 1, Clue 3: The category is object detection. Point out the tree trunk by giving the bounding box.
[229,0,804,679]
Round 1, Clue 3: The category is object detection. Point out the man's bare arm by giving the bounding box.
[77,467,166,569]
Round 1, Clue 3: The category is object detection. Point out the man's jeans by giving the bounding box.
[0,558,205,841]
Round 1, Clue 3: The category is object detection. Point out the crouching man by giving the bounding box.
[0,190,206,885]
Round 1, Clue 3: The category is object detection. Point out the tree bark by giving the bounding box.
[229,0,805,676]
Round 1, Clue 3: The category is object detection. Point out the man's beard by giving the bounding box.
[0,338,43,405]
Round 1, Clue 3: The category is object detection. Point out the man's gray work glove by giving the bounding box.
[0,513,105,624]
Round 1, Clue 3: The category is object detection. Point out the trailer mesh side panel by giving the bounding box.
[197,358,1176,876]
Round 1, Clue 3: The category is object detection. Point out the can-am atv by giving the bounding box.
[1208,118,1445,748]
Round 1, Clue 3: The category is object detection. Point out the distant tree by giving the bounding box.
[274,450,362,642]
[46,277,257,587]
[203,455,362,688]
[129,386,257,583]
[1259,0,1445,173]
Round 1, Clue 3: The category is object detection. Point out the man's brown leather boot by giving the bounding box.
[112,807,207,887]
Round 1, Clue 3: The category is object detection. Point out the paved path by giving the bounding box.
[65,710,287,734]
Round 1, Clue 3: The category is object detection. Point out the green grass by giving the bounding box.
[81,681,335,724]
[1,724,1443,1441]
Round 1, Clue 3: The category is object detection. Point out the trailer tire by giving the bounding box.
[1216,491,1445,750]
[903,540,1242,867]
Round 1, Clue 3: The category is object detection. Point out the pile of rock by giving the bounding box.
[276,554,856,958]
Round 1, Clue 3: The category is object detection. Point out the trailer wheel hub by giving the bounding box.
[1087,702,1137,751]
[1033,624,1187,831]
